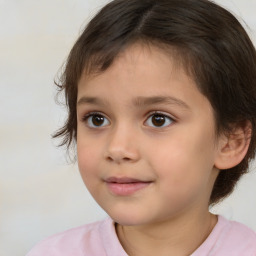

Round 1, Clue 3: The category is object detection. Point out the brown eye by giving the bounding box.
[92,115,105,126]
[152,114,166,126]
[85,113,110,128]
[145,113,173,128]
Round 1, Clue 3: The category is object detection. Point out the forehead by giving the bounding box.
[81,41,194,81]
[78,43,196,99]
[78,43,213,118]
[79,42,193,90]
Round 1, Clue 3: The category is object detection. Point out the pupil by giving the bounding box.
[92,115,104,126]
[152,114,165,126]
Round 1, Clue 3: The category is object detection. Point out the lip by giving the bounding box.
[104,177,152,196]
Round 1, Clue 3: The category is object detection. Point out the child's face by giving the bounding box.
[77,43,220,226]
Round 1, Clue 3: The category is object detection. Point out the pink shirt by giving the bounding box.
[27,215,256,256]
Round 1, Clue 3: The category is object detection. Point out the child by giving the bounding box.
[27,0,256,255]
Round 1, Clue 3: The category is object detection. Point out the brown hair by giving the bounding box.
[53,0,256,205]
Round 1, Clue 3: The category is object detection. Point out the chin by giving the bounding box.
[106,209,149,226]
[113,218,145,226]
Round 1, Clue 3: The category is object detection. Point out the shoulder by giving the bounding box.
[193,215,256,256]
[26,217,120,256]
[214,216,256,255]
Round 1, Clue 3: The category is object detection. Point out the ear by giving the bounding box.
[214,120,252,170]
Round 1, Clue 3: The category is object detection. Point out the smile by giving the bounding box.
[104,177,152,196]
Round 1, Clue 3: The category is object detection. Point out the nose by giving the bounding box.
[104,125,140,164]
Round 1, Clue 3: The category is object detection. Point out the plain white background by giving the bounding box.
[0,1,255,255]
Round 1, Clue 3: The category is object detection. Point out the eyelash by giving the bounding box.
[81,111,175,129]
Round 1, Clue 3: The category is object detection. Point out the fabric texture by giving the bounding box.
[27,215,256,256]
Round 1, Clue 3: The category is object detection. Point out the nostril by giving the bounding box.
[106,156,114,161]
[104,145,140,163]
[106,156,131,162]
[123,157,131,161]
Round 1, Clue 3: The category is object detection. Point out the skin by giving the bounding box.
[76,43,223,255]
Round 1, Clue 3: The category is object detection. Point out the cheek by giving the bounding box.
[77,144,103,202]
[77,135,101,180]
[146,129,215,185]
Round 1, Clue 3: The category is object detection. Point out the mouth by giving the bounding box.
[104,177,153,196]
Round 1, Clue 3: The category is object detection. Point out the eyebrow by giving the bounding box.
[77,96,190,110]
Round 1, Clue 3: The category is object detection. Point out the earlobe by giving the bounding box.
[214,120,252,170]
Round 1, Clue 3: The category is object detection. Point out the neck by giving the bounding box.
[116,211,217,256]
